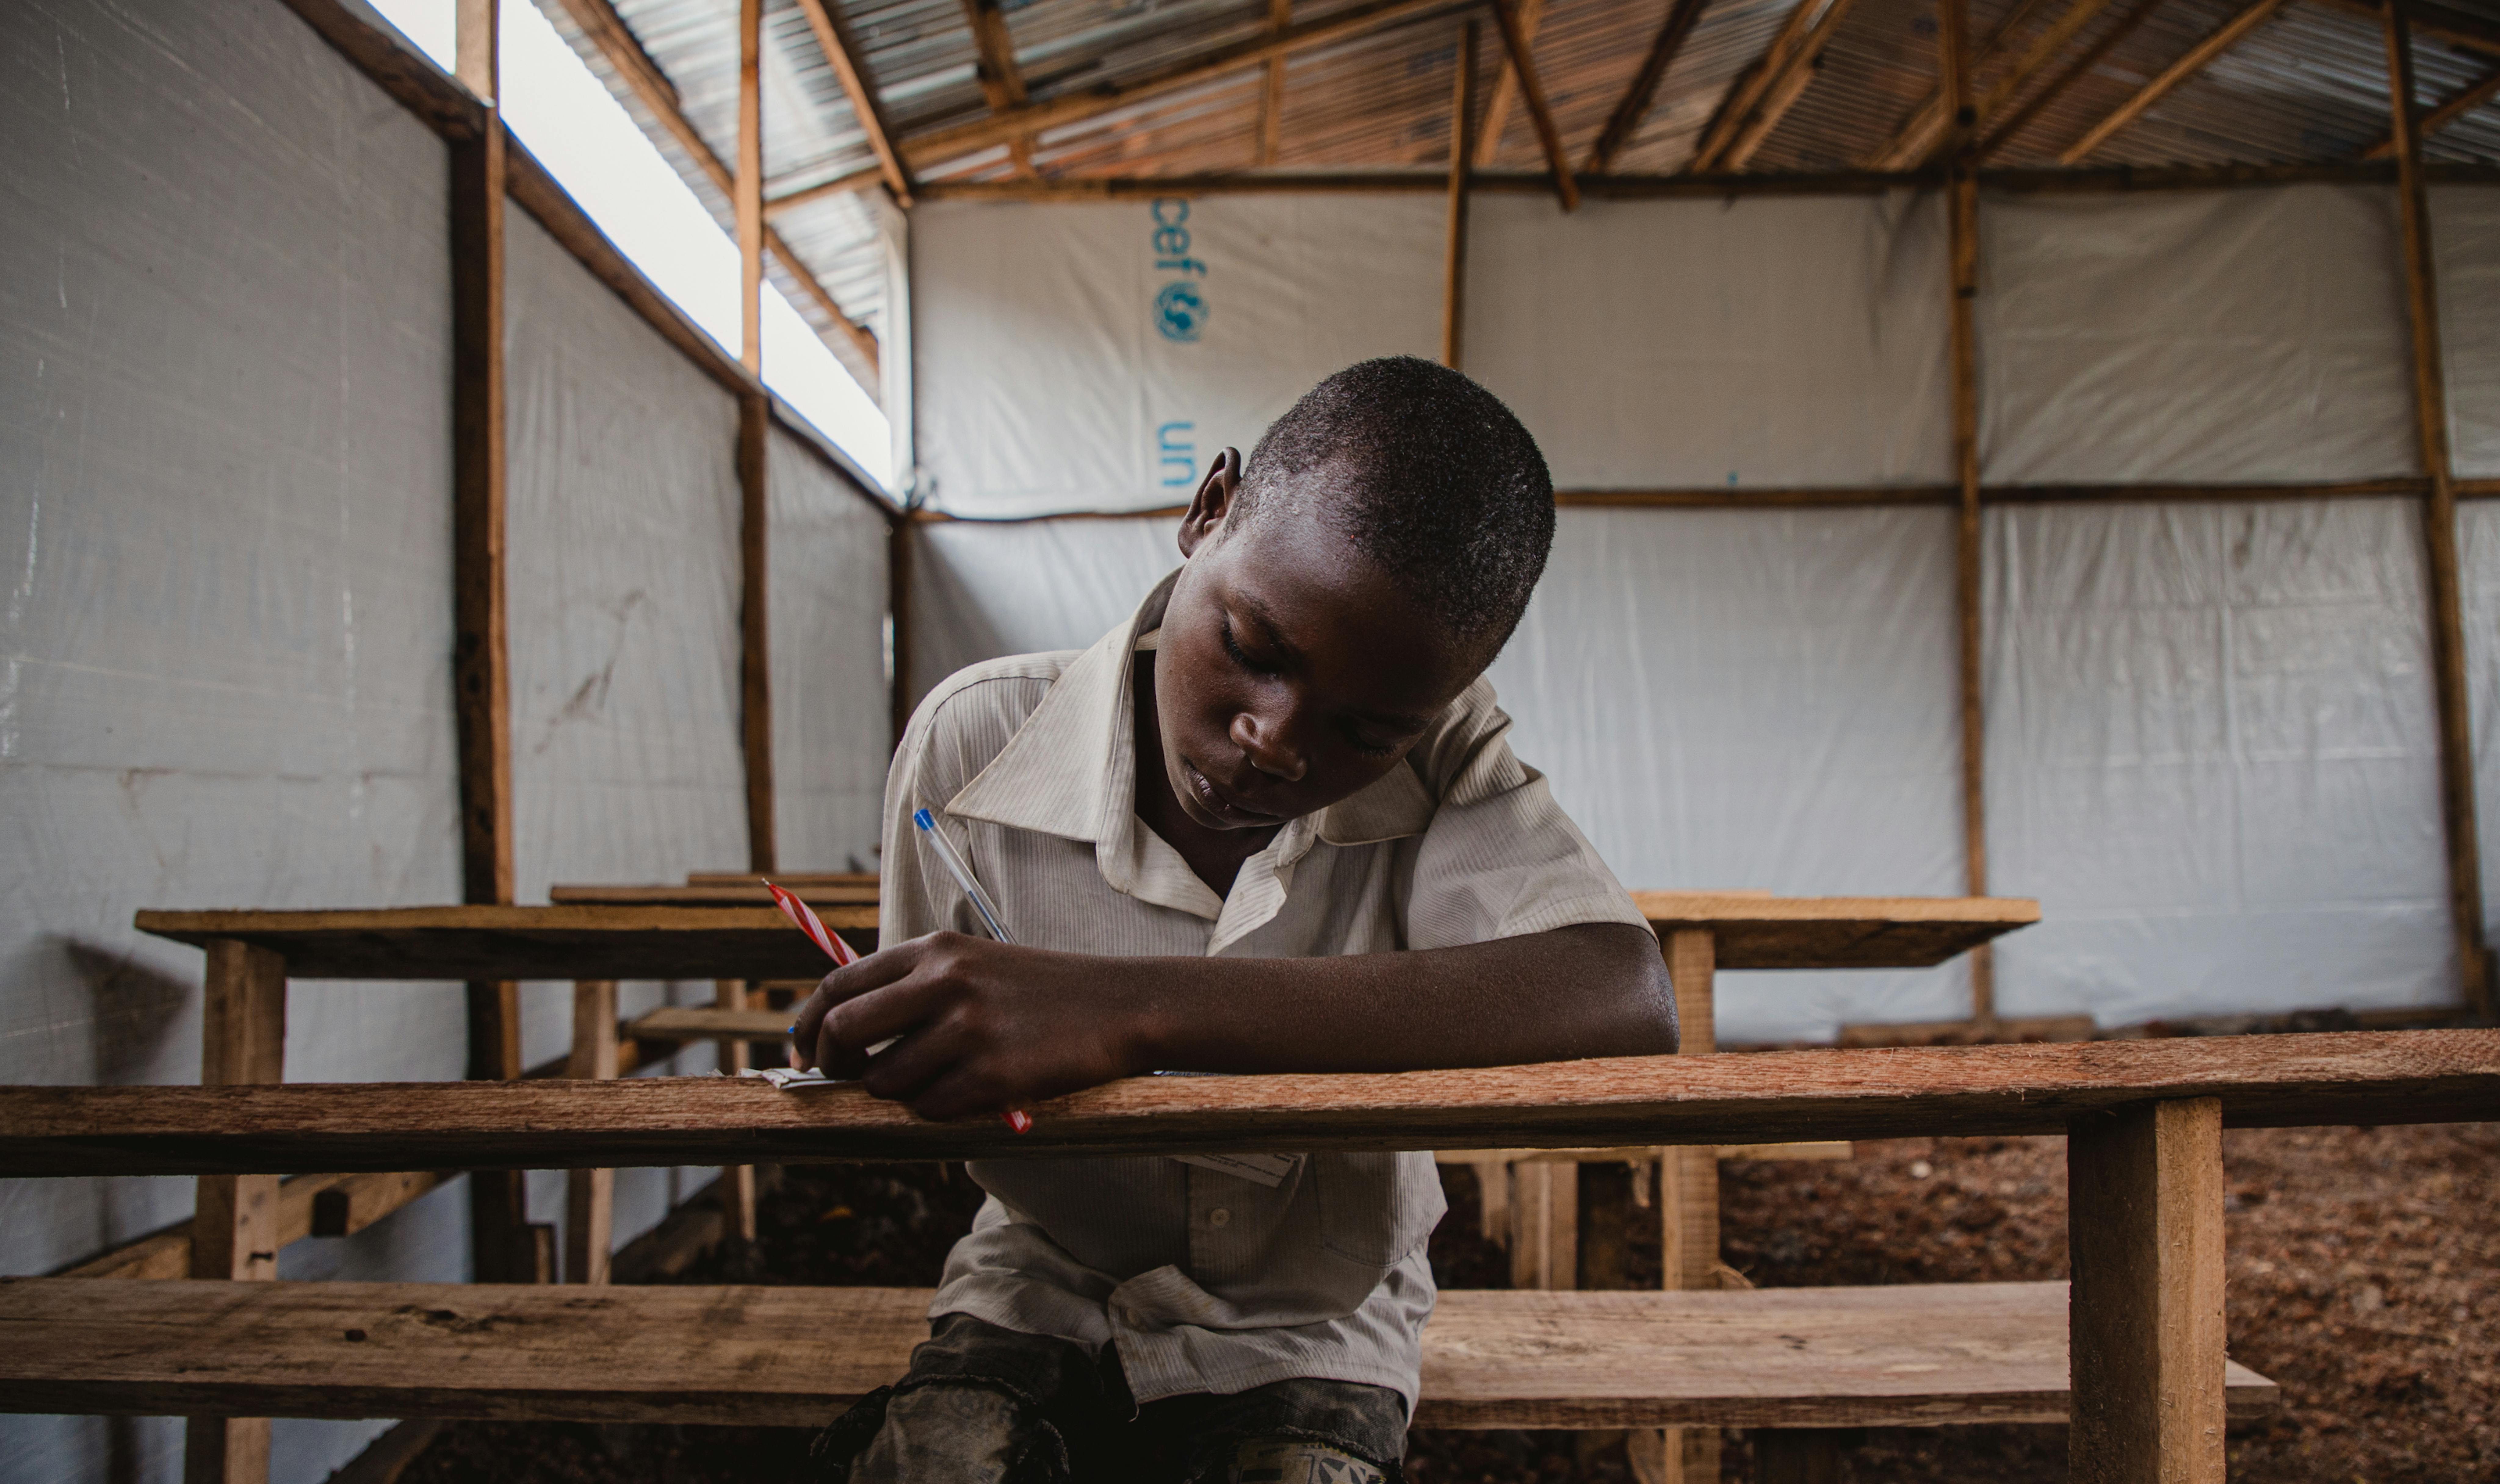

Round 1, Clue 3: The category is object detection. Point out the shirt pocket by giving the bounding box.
[1312,1151,1446,1267]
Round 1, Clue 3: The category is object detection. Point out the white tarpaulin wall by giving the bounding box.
[909,186,2500,1043]
[0,2,893,1477]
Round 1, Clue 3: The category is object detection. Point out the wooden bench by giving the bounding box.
[0,1278,2276,1431]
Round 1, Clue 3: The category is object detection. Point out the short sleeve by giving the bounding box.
[1398,680,1655,951]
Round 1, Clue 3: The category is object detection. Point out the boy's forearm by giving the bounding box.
[1117,922,1679,1075]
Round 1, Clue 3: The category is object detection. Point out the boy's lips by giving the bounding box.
[1183,760,1283,825]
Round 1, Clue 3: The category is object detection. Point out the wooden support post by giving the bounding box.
[2067,1098,2226,1483]
[1442,20,1477,371]
[736,0,777,874]
[2384,0,2495,1018]
[1946,42,1995,1024]
[183,939,287,1484]
[888,515,914,754]
[565,982,620,1286]
[716,980,760,1242]
[450,0,532,1291]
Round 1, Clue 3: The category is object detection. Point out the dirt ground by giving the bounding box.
[397,1121,2498,1482]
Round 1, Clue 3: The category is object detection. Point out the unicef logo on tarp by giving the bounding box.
[1154,280,1207,342]
[1149,198,1208,343]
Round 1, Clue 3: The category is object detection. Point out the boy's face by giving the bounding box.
[1152,451,1481,832]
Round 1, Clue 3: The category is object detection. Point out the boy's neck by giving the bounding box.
[1130,651,1281,899]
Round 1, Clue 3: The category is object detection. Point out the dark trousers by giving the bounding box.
[810,1313,1409,1483]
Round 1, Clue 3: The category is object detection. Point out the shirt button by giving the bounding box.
[1208,1208,1231,1228]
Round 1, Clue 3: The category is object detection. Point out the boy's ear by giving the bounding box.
[1177,447,1244,559]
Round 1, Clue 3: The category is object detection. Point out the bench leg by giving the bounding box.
[716,979,759,1243]
[1752,1429,1841,1483]
[185,941,286,1484]
[2068,1097,2225,1484]
[467,978,541,1282]
[1645,928,1721,1484]
[566,981,620,1285]
[1508,1160,1577,1291]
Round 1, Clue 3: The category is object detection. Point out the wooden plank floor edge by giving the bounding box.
[0,1278,2276,1430]
[1,1030,2488,1176]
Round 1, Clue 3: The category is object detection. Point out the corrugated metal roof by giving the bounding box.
[534,0,2500,381]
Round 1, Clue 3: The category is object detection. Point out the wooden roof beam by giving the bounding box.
[1471,0,1547,167]
[2058,0,2290,164]
[2361,57,2500,158]
[1685,0,1825,171]
[2308,0,2500,58]
[1716,0,1868,171]
[1582,0,1712,173]
[791,0,918,205]
[895,0,1473,166]
[549,0,880,369]
[958,0,1037,174]
[1867,0,2113,170]
[1489,0,1578,207]
[1975,0,2164,157]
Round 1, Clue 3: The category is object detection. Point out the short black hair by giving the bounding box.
[1234,356,1555,656]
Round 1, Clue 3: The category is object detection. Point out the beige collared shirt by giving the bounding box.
[885,569,1652,1409]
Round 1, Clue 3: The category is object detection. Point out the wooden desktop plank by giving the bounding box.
[2,1030,2487,1178]
[1630,894,2041,968]
[134,896,2032,981]
[133,906,874,981]
[550,883,880,906]
[0,1278,2274,1429]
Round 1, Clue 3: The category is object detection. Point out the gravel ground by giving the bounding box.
[397,1122,2498,1482]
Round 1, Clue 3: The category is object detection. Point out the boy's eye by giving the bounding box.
[1219,618,1276,676]
[1346,729,1401,759]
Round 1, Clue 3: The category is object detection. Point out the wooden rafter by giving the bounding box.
[2058,0,2290,164]
[896,0,1469,166]
[2311,0,2500,58]
[766,164,887,217]
[1976,0,2163,157]
[1472,0,1547,167]
[2362,59,2500,158]
[958,0,1036,174]
[1717,0,1867,171]
[791,0,917,205]
[549,0,879,371]
[1686,0,1824,171]
[1258,0,1293,165]
[1867,0,2112,170]
[1489,0,1578,207]
[1583,0,1715,174]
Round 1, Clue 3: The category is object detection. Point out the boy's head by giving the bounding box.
[1151,357,1555,833]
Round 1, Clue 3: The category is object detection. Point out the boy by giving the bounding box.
[794,357,1678,1483]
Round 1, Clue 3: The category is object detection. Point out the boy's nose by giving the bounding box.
[1230,711,1308,783]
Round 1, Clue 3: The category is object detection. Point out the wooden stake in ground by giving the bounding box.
[565,981,621,1286]
[1942,0,1996,1029]
[2383,0,2495,1020]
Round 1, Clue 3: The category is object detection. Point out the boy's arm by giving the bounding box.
[792,923,1677,1123]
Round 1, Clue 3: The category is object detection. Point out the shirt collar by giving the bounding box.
[945,568,1440,860]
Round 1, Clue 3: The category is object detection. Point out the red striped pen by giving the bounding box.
[764,880,1034,1134]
